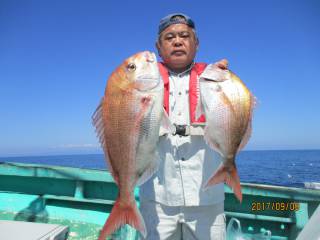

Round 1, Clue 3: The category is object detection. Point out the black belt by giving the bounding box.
[173,124,190,136]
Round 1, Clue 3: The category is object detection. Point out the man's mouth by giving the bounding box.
[171,50,186,56]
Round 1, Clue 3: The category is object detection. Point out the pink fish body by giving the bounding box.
[197,64,255,202]
[93,51,165,239]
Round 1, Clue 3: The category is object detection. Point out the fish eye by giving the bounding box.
[127,63,136,72]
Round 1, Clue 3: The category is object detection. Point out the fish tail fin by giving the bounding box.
[204,164,243,203]
[98,197,146,240]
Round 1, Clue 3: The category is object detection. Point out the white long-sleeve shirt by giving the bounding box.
[139,66,225,206]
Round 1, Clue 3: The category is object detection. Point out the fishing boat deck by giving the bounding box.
[0,162,319,239]
[0,220,69,240]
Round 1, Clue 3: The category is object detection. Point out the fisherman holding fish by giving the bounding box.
[94,12,254,240]
[138,13,229,240]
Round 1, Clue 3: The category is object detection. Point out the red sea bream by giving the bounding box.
[92,51,167,239]
[196,64,255,202]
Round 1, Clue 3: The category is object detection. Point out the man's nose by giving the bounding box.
[173,36,183,46]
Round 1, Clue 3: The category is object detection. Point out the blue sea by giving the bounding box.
[0,150,319,188]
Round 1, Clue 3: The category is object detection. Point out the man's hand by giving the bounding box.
[214,59,228,70]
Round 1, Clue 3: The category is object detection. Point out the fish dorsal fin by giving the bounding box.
[237,94,256,152]
[92,98,118,182]
[237,119,252,153]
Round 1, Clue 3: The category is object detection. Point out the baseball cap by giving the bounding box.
[158,13,195,35]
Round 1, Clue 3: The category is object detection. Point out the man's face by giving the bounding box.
[156,24,198,72]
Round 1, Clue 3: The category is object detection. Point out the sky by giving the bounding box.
[0,0,319,157]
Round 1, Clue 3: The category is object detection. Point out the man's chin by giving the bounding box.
[168,56,189,65]
[165,61,192,72]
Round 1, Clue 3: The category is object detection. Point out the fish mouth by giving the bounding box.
[135,75,160,91]
[133,51,160,91]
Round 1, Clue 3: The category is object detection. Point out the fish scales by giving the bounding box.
[197,65,255,203]
[93,51,164,239]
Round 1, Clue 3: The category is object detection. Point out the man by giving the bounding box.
[139,13,228,240]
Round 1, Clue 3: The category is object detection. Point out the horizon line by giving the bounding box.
[0,148,319,158]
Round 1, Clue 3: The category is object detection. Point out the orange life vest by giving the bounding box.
[158,62,207,124]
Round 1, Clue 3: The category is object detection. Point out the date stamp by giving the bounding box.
[251,202,300,211]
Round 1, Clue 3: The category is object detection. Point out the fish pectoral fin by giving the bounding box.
[98,197,147,239]
[204,164,243,203]
[159,108,175,136]
[134,95,153,130]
